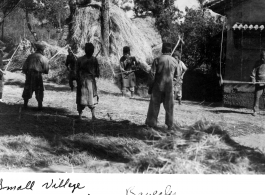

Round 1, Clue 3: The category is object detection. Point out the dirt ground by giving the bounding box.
[1,71,265,172]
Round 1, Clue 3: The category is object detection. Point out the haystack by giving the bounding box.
[7,39,69,83]
[71,4,154,73]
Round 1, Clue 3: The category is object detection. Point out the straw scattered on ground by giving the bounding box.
[1,71,265,173]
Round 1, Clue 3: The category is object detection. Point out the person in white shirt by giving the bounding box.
[172,50,187,105]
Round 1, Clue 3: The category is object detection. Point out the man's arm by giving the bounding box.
[95,58,100,78]
[65,55,70,70]
[22,56,30,74]
[180,61,187,79]
[250,68,256,83]
[250,61,259,83]
[42,56,49,74]
[76,58,81,82]
[119,56,126,72]
[148,58,157,94]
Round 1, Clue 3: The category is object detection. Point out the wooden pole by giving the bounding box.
[102,0,110,56]
[4,44,20,71]
[1,19,4,40]
[221,80,265,84]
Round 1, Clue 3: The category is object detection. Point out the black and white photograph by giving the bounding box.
[0,0,265,192]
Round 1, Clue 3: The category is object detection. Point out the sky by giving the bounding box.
[175,0,200,12]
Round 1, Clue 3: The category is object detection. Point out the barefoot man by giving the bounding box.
[22,41,49,110]
[76,43,100,120]
[251,50,265,116]
[145,43,181,130]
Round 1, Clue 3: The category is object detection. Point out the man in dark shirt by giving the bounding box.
[76,43,100,120]
[22,41,49,110]
[251,50,265,116]
[65,47,77,91]
[119,46,139,98]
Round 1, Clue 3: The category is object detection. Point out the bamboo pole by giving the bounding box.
[221,80,265,84]
[4,43,20,71]
[49,44,69,61]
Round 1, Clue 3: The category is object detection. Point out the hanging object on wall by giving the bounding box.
[243,24,248,30]
[232,23,238,30]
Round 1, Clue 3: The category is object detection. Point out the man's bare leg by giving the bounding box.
[91,107,96,120]
[24,99,29,108]
[78,111,82,120]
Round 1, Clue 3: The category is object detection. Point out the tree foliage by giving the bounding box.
[0,0,68,41]
[176,8,223,72]
[134,0,175,18]
[134,0,223,72]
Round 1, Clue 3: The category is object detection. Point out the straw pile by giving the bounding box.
[128,120,265,174]
[71,4,153,73]
[7,39,70,83]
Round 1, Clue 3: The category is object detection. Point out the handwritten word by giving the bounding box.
[42,178,85,193]
[126,185,176,195]
[0,178,35,191]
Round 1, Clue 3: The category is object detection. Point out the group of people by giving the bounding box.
[1,39,265,129]
[21,41,100,120]
[0,41,188,130]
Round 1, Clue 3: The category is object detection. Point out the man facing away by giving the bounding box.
[76,43,100,120]
[251,50,265,116]
[145,43,181,130]
[120,46,139,98]
[22,41,49,110]
[65,47,77,91]
[172,50,187,105]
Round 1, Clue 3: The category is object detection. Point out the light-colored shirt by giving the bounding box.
[22,52,49,74]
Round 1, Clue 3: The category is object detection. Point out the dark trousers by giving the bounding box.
[0,79,3,99]
[253,84,265,112]
[69,71,76,90]
[145,88,174,129]
[22,72,44,102]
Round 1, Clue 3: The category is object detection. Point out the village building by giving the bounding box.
[206,0,265,109]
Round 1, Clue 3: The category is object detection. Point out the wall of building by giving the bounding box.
[223,0,265,108]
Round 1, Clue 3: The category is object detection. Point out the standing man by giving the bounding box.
[22,41,49,110]
[65,47,77,91]
[251,50,265,116]
[173,50,187,105]
[76,43,100,120]
[145,43,181,130]
[120,46,139,98]
[0,49,5,103]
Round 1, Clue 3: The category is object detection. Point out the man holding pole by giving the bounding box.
[22,41,49,110]
[65,47,77,91]
[145,43,181,130]
[119,46,139,98]
[173,50,187,105]
[251,50,265,116]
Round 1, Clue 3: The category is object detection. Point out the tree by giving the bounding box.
[0,0,22,39]
[102,0,110,56]
[175,8,223,71]
[1,0,68,41]
[134,0,174,18]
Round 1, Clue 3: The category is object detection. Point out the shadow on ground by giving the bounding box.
[209,109,251,115]
[1,97,265,172]
[0,101,166,164]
